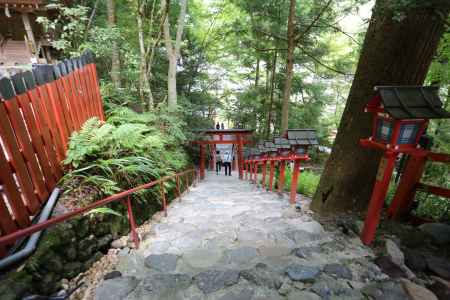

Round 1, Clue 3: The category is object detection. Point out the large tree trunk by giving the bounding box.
[281,0,296,133]
[106,0,121,88]
[266,51,278,138]
[162,0,188,111]
[311,0,450,214]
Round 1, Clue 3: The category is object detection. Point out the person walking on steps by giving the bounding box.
[222,151,232,176]
[216,151,222,175]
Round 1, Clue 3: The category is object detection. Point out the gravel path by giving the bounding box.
[91,172,400,300]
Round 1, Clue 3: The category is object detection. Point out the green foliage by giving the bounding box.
[37,3,89,53]
[62,106,190,203]
[86,207,123,217]
[279,168,321,197]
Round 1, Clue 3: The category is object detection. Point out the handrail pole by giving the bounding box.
[125,195,139,248]
[160,181,167,217]
[176,175,181,200]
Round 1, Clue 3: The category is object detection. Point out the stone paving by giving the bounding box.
[94,172,393,300]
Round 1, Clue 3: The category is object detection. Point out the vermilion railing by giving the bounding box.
[0,169,198,252]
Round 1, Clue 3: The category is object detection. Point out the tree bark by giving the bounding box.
[281,0,296,133]
[311,0,450,214]
[266,50,278,138]
[255,56,260,87]
[162,0,188,111]
[106,0,121,88]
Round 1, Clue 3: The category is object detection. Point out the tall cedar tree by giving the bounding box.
[311,0,450,213]
[106,0,121,88]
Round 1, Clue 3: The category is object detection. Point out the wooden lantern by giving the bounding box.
[360,86,450,245]
[286,129,318,155]
[285,129,318,204]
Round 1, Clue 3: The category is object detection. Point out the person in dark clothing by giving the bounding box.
[216,151,222,175]
[221,123,225,130]
[222,151,232,176]
[215,122,220,130]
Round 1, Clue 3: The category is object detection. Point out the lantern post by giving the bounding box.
[285,129,318,205]
[359,86,450,245]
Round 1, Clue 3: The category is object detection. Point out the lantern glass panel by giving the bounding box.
[397,123,419,144]
[295,148,306,154]
[375,118,393,143]
[280,150,290,156]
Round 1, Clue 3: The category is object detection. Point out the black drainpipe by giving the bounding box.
[0,188,60,270]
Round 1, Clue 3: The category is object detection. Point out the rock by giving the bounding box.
[131,273,191,298]
[385,239,404,267]
[428,276,450,300]
[375,256,407,279]
[298,221,325,236]
[292,246,320,259]
[63,246,77,261]
[63,262,83,279]
[111,238,127,249]
[95,276,140,300]
[240,263,283,289]
[183,248,223,268]
[44,256,64,273]
[285,230,318,244]
[144,253,178,273]
[226,247,258,264]
[404,249,427,272]
[361,281,410,300]
[287,290,321,300]
[323,263,353,280]
[285,264,320,282]
[401,279,438,300]
[278,279,293,296]
[84,251,103,269]
[104,271,122,280]
[195,270,239,294]
[426,256,450,280]
[97,234,113,249]
[419,223,450,245]
[310,275,354,298]
[219,288,255,300]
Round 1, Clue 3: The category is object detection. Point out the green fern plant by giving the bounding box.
[61,106,190,207]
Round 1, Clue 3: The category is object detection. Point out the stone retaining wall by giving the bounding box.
[0,194,164,299]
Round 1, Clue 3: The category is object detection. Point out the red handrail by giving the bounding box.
[0,169,198,248]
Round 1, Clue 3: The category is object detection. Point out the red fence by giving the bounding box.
[0,51,104,254]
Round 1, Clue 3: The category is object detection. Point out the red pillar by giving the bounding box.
[237,135,244,179]
[388,154,426,219]
[200,144,205,179]
[290,160,300,204]
[211,145,216,171]
[253,162,258,184]
[261,161,267,189]
[361,151,397,245]
[269,160,275,191]
[278,160,286,193]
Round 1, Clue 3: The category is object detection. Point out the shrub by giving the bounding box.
[61,106,191,206]
[274,167,321,197]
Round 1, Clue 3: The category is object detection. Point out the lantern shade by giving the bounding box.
[285,129,318,146]
[375,118,393,143]
[397,123,420,144]
[374,86,450,119]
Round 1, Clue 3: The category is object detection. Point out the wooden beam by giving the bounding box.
[417,183,450,198]
[21,12,37,56]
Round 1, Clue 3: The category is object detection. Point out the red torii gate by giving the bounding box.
[192,129,254,180]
